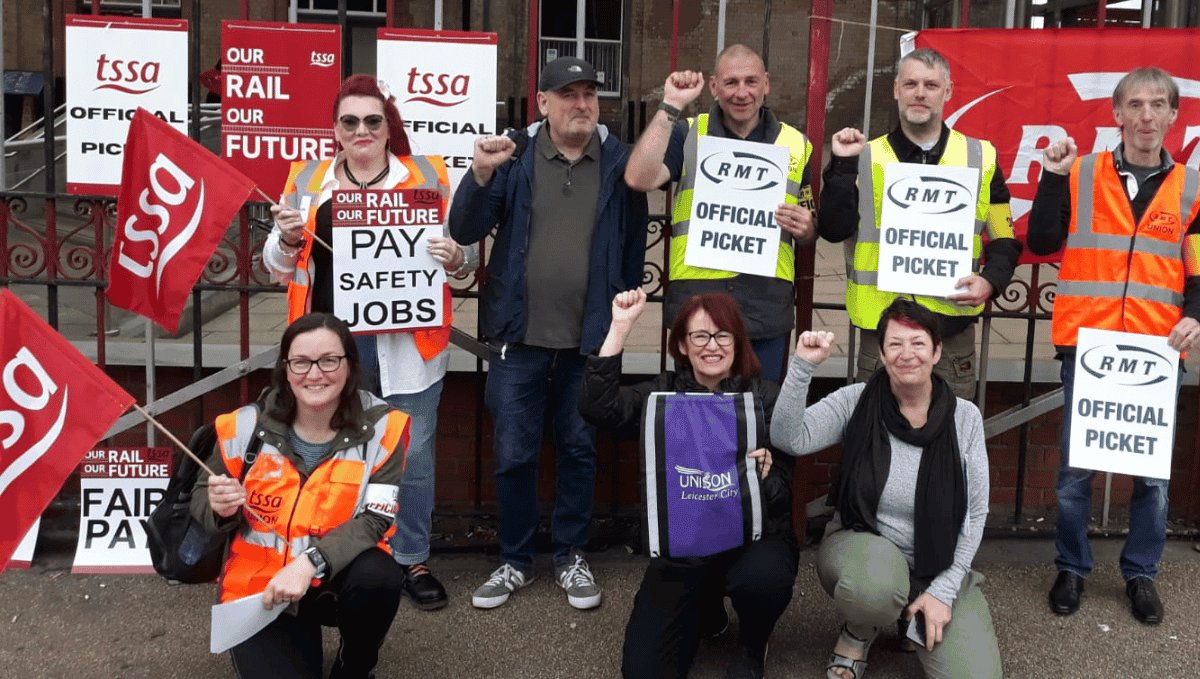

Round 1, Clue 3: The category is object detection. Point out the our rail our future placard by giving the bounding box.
[332,188,446,334]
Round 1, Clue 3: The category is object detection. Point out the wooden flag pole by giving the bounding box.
[252,186,332,251]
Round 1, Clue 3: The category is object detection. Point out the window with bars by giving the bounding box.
[539,0,623,96]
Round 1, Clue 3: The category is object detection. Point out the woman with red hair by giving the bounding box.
[579,289,799,679]
[263,74,476,614]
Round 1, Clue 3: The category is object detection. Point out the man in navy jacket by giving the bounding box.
[449,56,647,611]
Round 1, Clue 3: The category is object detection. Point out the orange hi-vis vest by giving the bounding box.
[1051,151,1200,349]
[213,401,410,603]
[282,155,453,359]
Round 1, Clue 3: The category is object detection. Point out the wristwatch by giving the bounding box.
[303,546,328,584]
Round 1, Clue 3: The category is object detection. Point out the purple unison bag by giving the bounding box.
[642,392,764,558]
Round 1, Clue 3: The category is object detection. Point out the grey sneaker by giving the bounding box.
[471,563,532,609]
[555,550,602,609]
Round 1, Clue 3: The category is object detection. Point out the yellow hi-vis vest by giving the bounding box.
[669,114,813,283]
[845,131,995,329]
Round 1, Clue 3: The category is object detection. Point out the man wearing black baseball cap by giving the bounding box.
[449,56,647,612]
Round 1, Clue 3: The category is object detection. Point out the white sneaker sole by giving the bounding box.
[471,591,511,609]
[564,589,602,609]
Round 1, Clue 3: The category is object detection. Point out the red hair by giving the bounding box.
[667,293,761,380]
[333,74,411,157]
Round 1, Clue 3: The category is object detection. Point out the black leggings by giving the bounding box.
[621,536,799,679]
[228,548,404,679]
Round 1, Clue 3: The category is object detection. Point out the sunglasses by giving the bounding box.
[338,115,385,132]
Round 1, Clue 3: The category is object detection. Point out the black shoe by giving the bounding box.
[724,642,766,679]
[1048,571,1085,615]
[401,563,448,611]
[1125,576,1163,625]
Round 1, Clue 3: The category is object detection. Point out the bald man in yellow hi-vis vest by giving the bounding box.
[818,48,1022,401]
[625,44,816,384]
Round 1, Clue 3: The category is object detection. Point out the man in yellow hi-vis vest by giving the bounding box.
[625,44,816,383]
[819,48,1021,400]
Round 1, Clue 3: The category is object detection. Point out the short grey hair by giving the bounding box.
[1112,67,1179,110]
[897,48,952,84]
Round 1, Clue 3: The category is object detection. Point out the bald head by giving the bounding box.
[709,44,770,138]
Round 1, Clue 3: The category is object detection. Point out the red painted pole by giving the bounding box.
[961,0,970,27]
[1096,0,1107,26]
[670,0,680,72]
[527,1,539,124]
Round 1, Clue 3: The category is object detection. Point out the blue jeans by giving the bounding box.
[386,380,444,566]
[355,334,444,566]
[485,341,597,570]
[751,334,789,384]
[1054,358,1173,580]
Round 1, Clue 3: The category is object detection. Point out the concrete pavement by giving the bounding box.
[2,538,1198,678]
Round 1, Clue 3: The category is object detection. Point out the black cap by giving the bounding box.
[538,57,601,92]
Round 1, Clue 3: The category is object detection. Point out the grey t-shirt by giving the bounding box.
[524,124,601,348]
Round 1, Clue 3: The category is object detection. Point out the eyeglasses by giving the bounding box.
[338,115,385,132]
[286,355,346,375]
[687,331,735,347]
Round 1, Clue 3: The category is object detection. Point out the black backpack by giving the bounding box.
[146,420,262,584]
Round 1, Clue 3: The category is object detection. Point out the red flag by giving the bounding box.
[915,28,1200,263]
[107,107,255,332]
[0,289,134,572]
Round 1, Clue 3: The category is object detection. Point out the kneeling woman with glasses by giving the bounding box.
[579,290,798,679]
[192,313,410,679]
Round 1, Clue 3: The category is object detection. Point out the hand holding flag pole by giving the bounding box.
[253,187,332,252]
[130,402,273,527]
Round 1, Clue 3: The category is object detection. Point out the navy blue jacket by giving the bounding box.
[449,122,648,355]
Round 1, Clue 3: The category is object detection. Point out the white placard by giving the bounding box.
[682,136,789,277]
[211,593,288,653]
[10,519,40,569]
[332,188,446,334]
[1068,328,1179,480]
[65,16,188,196]
[876,163,980,297]
[377,29,498,191]
[72,447,171,573]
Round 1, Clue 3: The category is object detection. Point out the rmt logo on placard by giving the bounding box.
[1079,344,1174,387]
[404,68,470,107]
[886,175,973,214]
[699,150,784,191]
[93,54,161,94]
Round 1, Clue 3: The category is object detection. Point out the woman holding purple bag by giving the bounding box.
[578,288,798,679]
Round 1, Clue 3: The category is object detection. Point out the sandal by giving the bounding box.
[825,624,877,679]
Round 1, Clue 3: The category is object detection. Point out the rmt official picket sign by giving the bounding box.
[683,136,790,277]
[876,162,981,298]
[1068,328,1180,480]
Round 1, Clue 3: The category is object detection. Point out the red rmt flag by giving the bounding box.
[0,289,134,571]
[107,107,255,332]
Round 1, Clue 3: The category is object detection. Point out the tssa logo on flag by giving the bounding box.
[0,289,134,572]
[107,107,254,333]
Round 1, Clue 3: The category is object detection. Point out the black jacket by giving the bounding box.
[579,353,796,542]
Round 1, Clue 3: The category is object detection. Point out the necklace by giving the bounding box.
[343,161,389,190]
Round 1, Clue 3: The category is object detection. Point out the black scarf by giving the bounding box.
[831,370,967,588]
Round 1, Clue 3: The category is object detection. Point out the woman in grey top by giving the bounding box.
[770,299,1001,679]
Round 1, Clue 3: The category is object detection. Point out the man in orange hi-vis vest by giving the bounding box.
[1028,67,1200,628]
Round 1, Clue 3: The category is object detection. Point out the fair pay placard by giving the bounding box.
[333,188,446,334]
[682,136,789,277]
[876,163,980,297]
[1068,328,1179,480]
